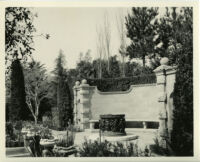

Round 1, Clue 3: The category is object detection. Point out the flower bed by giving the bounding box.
[6,121,24,147]
[78,139,151,157]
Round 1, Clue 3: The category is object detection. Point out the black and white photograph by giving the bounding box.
[1,0,199,160]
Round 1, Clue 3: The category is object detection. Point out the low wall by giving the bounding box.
[89,84,160,121]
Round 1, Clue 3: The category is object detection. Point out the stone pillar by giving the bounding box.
[165,65,177,141]
[154,57,173,148]
[89,120,96,132]
[79,79,90,130]
[73,81,80,128]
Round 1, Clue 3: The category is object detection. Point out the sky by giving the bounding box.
[32,7,166,72]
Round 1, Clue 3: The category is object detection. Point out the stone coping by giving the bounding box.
[74,83,157,95]
[95,84,157,95]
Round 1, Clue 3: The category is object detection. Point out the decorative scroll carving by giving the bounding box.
[99,114,126,136]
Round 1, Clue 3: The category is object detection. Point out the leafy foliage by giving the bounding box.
[87,74,156,92]
[125,61,154,77]
[155,7,192,66]
[79,139,150,157]
[5,7,36,68]
[24,60,50,124]
[72,51,154,81]
[6,121,24,147]
[55,123,75,148]
[125,7,159,66]
[171,7,193,156]
[150,137,170,156]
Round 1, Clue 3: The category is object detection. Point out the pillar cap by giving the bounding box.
[81,79,87,84]
[160,57,169,65]
[75,81,80,86]
[153,57,176,73]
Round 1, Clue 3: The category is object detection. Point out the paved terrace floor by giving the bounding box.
[52,128,158,150]
[6,128,158,157]
[74,129,158,149]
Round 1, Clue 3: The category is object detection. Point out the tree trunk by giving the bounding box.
[122,55,125,77]
[34,115,38,125]
[107,56,110,74]
[99,59,102,79]
[142,55,145,67]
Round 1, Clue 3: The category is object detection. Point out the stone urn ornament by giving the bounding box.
[40,139,56,157]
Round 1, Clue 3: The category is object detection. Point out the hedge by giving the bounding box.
[87,74,156,92]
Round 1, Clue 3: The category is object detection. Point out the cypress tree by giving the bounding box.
[10,59,27,121]
[171,44,193,156]
[55,51,72,129]
[57,75,72,128]
[171,8,193,156]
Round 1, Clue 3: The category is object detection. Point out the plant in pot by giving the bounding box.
[53,124,77,157]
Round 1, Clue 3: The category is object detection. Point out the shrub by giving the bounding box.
[78,139,150,157]
[87,74,156,92]
[42,112,53,128]
[6,121,24,147]
[56,123,75,147]
[170,11,193,156]
[6,122,14,138]
[150,137,170,156]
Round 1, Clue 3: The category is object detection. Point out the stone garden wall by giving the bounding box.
[73,57,177,147]
[89,84,160,121]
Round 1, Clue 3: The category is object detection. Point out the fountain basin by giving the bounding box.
[89,133,138,142]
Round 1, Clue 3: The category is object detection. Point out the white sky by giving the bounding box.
[32,7,166,72]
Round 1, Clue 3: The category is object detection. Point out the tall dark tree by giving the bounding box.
[10,59,28,121]
[171,7,193,156]
[125,7,159,67]
[55,50,72,129]
[5,7,36,121]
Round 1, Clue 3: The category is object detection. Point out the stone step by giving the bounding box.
[6,147,32,157]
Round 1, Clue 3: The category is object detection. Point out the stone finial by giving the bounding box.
[160,57,169,65]
[154,57,173,73]
[81,79,87,84]
[75,81,80,86]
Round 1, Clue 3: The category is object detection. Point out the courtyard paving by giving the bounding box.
[73,128,158,150]
[6,128,158,157]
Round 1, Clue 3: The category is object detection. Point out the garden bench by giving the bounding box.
[89,119,159,131]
